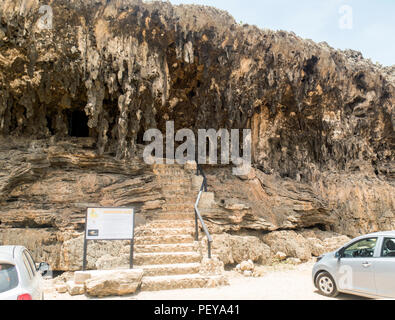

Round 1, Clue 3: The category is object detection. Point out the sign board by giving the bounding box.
[86,207,134,240]
[82,207,136,270]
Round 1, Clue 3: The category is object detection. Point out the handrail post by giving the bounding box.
[194,209,199,241]
[130,209,136,269]
[194,164,213,259]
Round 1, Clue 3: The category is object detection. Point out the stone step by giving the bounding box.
[154,169,187,175]
[135,263,201,277]
[134,252,201,266]
[162,190,193,195]
[163,195,194,201]
[158,176,190,180]
[146,220,195,229]
[135,227,193,237]
[161,187,192,192]
[163,201,196,207]
[141,274,229,292]
[135,243,196,253]
[159,181,189,186]
[158,177,191,187]
[157,175,191,179]
[162,193,196,199]
[160,185,192,191]
[152,212,195,220]
[134,234,195,245]
[164,196,195,201]
[162,208,194,214]
[163,204,195,210]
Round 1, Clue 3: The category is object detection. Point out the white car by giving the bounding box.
[0,246,49,300]
[313,231,395,299]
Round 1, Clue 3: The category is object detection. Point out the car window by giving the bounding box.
[381,238,395,257]
[21,253,34,280]
[343,238,377,258]
[0,264,19,293]
[24,250,36,276]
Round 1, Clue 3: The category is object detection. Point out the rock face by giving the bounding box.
[0,138,162,270]
[203,234,271,265]
[0,1,393,270]
[202,167,336,233]
[204,229,351,264]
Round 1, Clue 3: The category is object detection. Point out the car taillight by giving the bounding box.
[17,293,32,300]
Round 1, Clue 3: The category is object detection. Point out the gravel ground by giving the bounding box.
[44,261,369,300]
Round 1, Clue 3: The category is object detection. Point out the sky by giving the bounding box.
[169,0,395,66]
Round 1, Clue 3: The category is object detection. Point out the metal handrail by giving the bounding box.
[194,164,213,259]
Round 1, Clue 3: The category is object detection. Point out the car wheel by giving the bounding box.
[316,272,339,297]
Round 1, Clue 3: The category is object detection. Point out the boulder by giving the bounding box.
[298,229,351,256]
[286,258,302,265]
[55,284,68,294]
[85,269,144,297]
[66,281,85,296]
[206,234,271,265]
[240,260,254,271]
[262,231,312,261]
[274,252,287,261]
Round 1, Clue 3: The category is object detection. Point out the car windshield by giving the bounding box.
[0,263,19,293]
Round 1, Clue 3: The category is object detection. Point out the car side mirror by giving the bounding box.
[336,248,345,260]
[37,262,50,276]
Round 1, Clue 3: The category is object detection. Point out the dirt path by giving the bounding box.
[44,261,368,300]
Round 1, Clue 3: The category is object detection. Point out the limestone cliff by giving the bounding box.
[0,0,393,270]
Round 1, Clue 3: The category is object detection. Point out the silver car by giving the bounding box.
[0,246,49,300]
[313,231,395,299]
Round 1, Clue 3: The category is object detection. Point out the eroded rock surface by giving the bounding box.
[0,0,393,270]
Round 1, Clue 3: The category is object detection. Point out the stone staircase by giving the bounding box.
[133,163,227,292]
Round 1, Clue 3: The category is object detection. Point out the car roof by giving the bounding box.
[0,246,25,261]
[0,246,15,255]
[363,231,395,238]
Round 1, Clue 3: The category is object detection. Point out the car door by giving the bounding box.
[21,250,41,300]
[337,237,378,296]
[373,237,395,298]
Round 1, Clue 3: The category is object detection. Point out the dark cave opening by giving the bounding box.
[303,55,319,75]
[136,127,146,145]
[46,115,55,135]
[67,110,90,137]
[315,223,328,232]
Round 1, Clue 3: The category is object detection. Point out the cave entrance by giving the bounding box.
[136,127,146,145]
[68,110,90,137]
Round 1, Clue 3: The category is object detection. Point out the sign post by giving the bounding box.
[82,207,135,271]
